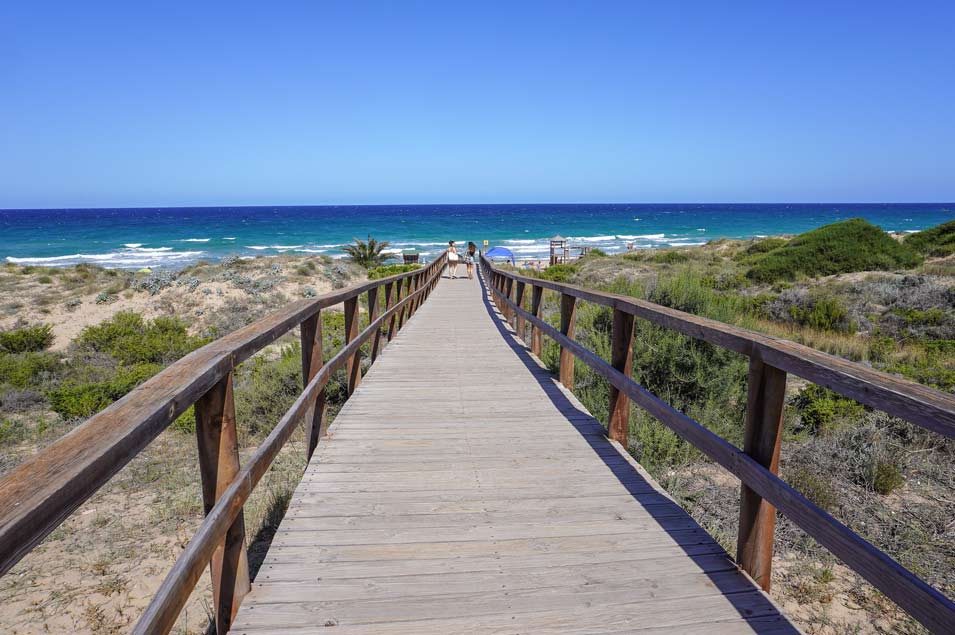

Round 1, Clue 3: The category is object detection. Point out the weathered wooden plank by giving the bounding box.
[738,358,787,591]
[299,312,326,460]
[608,308,636,445]
[559,291,577,388]
[194,372,251,633]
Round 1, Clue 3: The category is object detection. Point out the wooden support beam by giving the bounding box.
[367,287,382,362]
[503,277,514,323]
[737,358,787,591]
[194,373,250,633]
[384,281,397,342]
[530,285,543,357]
[397,277,410,330]
[300,312,326,460]
[344,297,362,395]
[514,281,526,340]
[608,309,636,445]
[559,292,577,389]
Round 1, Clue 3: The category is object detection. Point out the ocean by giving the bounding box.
[1,203,951,269]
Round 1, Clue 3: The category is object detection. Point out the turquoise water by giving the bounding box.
[0,203,951,268]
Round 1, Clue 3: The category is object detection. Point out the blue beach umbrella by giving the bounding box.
[484,247,516,265]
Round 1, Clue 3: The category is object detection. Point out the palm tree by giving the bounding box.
[342,235,392,268]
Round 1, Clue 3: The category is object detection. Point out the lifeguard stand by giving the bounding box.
[549,235,568,265]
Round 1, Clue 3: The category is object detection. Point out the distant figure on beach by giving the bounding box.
[447,240,459,278]
[464,241,477,279]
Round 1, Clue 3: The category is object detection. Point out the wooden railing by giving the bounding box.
[481,254,955,635]
[0,252,447,634]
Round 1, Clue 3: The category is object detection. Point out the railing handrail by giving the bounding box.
[0,253,447,633]
[480,254,955,635]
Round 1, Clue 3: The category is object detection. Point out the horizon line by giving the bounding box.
[2,201,954,212]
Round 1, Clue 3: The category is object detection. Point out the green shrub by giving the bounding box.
[891,307,947,326]
[47,363,162,419]
[649,250,690,265]
[792,384,865,434]
[0,351,62,388]
[0,324,54,353]
[37,275,53,284]
[234,344,302,436]
[740,237,788,257]
[76,312,209,365]
[787,295,855,332]
[0,418,27,444]
[746,219,922,283]
[904,220,955,258]
[868,459,905,495]
[171,406,196,433]
[788,465,838,510]
[537,264,577,283]
[367,264,421,280]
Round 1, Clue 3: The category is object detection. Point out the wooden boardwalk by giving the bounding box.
[231,271,800,634]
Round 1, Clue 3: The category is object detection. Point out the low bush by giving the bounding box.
[746,219,922,283]
[786,295,855,332]
[649,250,690,265]
[787,464,838,510]
[791,384,865,434]
[47,363,162,419]
[738,237,788,258]
[0,351,62,388]
[0,323,54,353]
[536,264,577,283]
[904,220,955,258]
[367,264,421,280]
[76,311,209,365]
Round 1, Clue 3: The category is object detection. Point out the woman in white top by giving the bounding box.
[447,240,459,278]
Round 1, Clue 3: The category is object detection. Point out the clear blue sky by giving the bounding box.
[2,1,953,208]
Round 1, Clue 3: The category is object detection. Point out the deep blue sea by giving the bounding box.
[1,204,952,268]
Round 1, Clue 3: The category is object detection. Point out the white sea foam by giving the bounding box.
[180,238,211,242]
[503,239,539,245]
[6,248,204,268]
[124,243,143,248]
[223,237,236,240]
[295,248,329,253]
[616,233,665,240]
[568,235,616,242]
[667,241,706,247]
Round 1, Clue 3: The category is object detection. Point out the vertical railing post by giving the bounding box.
[737,357,787,591]
[194,372,251,634]
[384,281,396,342]
[608,308,636,445]
[530,285,543,357]
[397,277,410,330]
[344,296,362,395]
[367,286,382,363]
[514,281,526,339]
[558,293,577,389]
[300,311,326,460]
[503,277,514,323]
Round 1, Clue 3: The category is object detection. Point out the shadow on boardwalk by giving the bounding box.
[477,271,802,635]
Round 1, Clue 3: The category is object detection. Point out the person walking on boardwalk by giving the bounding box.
[464,241,477,279]
[447,240,460,278]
